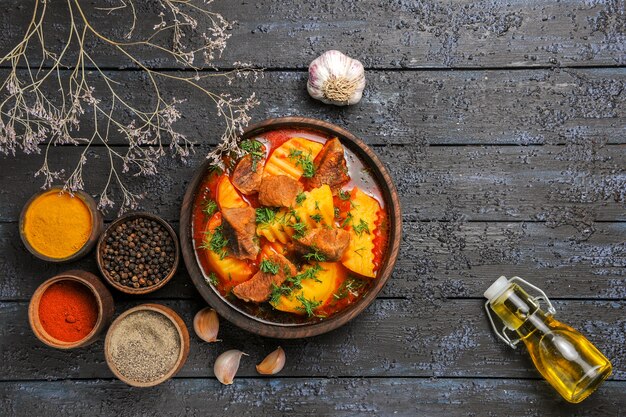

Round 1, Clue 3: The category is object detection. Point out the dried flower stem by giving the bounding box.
[0,0,261,213]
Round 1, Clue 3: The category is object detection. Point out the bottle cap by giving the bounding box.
[484,276,510,302]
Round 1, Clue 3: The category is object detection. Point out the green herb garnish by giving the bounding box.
[310,213,323,223]
[290,221,307,239]
[296,295,323,317]
[241,139,264,169]
[205,272,219,286]
[256,207,276,224]
[200,226,229,259]
[352,219,370,236]
[341,212,353,227]
[303,248,327,262]
[334,276,367,300]
[260,258,280,275]
[202,199,218,217]
[288,148,315,178]
[338,190,350,200]
[269,283,292,305]
[287,263,323,289]
[295,192,307,205]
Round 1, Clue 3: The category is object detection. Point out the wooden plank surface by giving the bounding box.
[1,299,624,380]
[0,68,623,147]
[2,221,625,301]
[1,378,624,417]
[1,144,624,223]
[1,0,624,69]
[1,0,625,415]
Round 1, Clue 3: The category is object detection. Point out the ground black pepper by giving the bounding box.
[107,310,180,383]
[101,217,176,289]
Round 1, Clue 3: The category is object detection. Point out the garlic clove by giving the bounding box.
[256,346,286,375]
[214,349,247,385]
[193,307,220,343]
[307,50,366,106]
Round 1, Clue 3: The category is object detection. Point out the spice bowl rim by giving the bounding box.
[19,187,104,263]
[28,270,114,350]
[104,303,190,388]
[180,116,403,339]
[96,211,180,295]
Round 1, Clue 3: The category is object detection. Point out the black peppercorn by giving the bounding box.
[101,216,176,290]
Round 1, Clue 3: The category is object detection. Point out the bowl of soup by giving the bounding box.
[180,117,401,338]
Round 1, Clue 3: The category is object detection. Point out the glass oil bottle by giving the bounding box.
[484,276,612,403]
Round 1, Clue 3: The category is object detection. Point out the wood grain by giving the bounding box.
[1,144,624,224]
[1,0,624,69]
[1,0,624,412]
[2,220,625,301]
[2,299,624,381]
[1,378,624,416]
[0,68,623,147]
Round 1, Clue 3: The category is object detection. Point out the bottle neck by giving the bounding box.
[490,284,546,333]
[515,309,552,340]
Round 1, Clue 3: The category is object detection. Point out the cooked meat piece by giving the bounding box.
[233,253,297,303]
[231,154,264,195]
[221,206,260,260]
[305,138,350,193]
[292,228,351,262]
[258,175,303,207]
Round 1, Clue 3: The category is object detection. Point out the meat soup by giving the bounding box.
[192,128,390,324]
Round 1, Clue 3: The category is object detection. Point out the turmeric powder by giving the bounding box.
[23,190,92,259]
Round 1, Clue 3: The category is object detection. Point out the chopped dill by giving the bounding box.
[296,295,323,317]
[290,221,307,239]
[260,258,280,275]
[205,272,219,287]
[241,139,264,169]
[269,283,292,305]
[202,199,218,217]
[303,248,326,262]
[333,276,367,300]
[256,207,276,224]
[338,190,351,200]
[352,219,370,236]
[287,263,323,289]
[200,226,229,259]
[310,213,323,223]
[295,192,307,205]
[288,148,316,178]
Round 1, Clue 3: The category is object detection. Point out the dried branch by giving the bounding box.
[0,0,261,213]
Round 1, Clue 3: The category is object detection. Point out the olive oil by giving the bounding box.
[485,277,612,403]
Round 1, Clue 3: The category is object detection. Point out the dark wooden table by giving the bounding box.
[1,1,624,415]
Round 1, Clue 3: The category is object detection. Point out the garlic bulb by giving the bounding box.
[256,347,286,375]
[307,50,365,106]
[214,350,247,385]
[193,307,220,343]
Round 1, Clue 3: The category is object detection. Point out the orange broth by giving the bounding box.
[192,128,390,324]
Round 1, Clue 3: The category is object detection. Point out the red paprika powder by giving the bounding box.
[38,281,98,342]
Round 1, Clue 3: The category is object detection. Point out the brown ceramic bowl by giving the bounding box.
[104,303,190,387]
[19,187,104,263]
[28,270,115,349]
[96,212,180,295]
[180,116,402,339]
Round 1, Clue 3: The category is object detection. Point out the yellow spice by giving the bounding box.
[23,190,92,259]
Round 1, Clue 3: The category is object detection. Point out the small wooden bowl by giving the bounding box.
[180,116,402,338]
[96,212,180,295]
[104,303,190,387]
[28,270,115,349]
[19,187,104,263]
